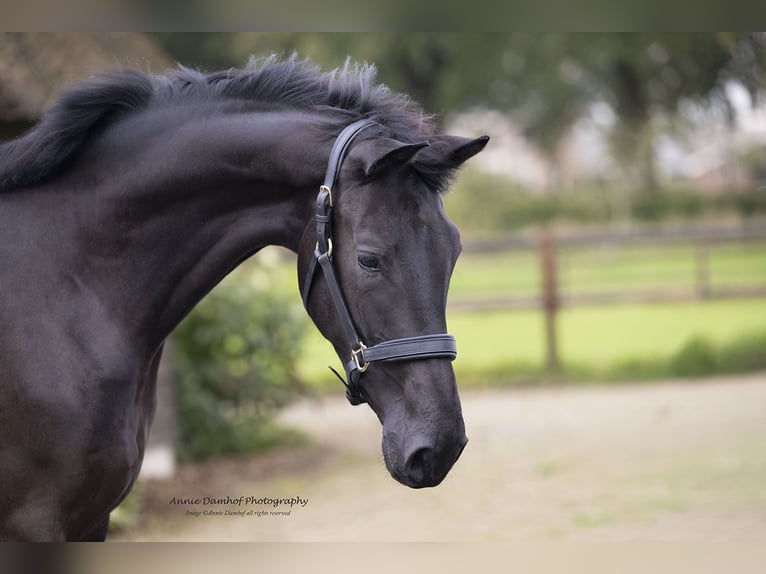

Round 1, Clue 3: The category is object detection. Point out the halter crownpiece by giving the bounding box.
[302,119,458,405]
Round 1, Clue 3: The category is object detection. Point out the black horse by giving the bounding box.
[0,56,487,541]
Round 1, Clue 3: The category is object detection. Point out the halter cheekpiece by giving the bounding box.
[301,119,458,405]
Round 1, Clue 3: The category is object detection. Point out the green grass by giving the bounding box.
[449,243,766,299]
[446,298,766,385]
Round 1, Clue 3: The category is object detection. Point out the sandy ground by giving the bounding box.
[114,374,766,541]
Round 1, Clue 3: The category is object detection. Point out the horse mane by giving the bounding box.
[0,55,437,192]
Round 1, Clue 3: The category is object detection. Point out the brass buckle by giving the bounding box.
[319,184,333,207]
[315,237,333,257]
[351,342,369,373]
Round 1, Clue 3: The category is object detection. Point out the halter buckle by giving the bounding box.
[319,184,333,207]
[351,342,369,373]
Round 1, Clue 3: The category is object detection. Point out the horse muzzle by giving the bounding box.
[383,428,468,489]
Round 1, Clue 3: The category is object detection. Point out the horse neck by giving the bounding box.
[36,106,334,352]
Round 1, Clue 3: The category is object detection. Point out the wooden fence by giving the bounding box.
[449,222,766,371]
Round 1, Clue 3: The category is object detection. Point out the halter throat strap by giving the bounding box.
[301,119,458,406]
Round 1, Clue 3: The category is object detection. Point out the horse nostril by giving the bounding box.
[405,447,432,485]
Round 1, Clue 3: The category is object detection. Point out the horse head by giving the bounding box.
[299,124,488,488]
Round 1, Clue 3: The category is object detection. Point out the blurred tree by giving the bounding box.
[173,262,307,461]
[488,33,766,192]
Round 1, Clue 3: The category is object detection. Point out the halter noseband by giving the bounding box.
[301,119,458,405]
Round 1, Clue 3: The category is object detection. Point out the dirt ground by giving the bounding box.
[114,374,766,542]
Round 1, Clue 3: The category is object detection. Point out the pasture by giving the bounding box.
[450,241,766,298]
[290,239,766,388]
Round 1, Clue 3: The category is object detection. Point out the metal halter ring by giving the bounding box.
[315,237,333,258]
[351,343,369,373]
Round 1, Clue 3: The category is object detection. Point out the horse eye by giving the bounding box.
[357,253,381,271]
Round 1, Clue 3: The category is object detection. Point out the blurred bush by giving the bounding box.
[602,330,766,383]
[173,259,308,461]
[741,144,766,184]
[629,187,704,221]
[446,168,766,234]
[445,170,612,232]
[667,336,719,377]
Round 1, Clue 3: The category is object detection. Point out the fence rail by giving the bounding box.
[449,285,766,313]
[461,221,766,253]
[450,223,766,372]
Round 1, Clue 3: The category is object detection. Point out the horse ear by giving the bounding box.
[415,135,490,170]
[363,139,430,178]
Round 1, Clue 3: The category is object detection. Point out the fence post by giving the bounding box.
[695,240,711,299]
[538,229,560,373]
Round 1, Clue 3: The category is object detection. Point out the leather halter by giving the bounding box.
[302,119,458,405]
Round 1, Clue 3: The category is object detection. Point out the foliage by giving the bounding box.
[740,144,766,183]
[666,336,719,377]
[629,187,705,221]
[445,167,766,234]
[108,482,143,533]
[604,331,766,382]
[715,330,766,373]
[173,259,308,461]
[445,169,613,232]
